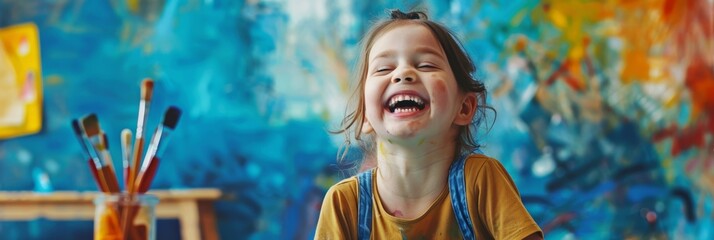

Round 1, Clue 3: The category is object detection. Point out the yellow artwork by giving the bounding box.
[0,23,42,139]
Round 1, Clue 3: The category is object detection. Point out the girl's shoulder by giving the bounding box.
[323,172,364,204]
[316,174,362,238]
[464,153,501,170]
[463,153,513,183]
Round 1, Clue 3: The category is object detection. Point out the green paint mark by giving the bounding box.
[418,138,426,145]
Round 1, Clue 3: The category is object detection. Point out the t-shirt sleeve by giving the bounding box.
[314,178,359,240]
[470,156,543,239]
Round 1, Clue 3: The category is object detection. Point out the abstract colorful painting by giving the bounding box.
[0,0,712,239]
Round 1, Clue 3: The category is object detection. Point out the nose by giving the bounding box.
[391,66,416,84]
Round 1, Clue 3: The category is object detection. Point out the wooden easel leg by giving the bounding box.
[198,201,219,240]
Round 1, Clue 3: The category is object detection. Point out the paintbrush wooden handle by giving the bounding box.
[136,156,160,193]
[88,159,108,192]
[121,206,145,240]
[128,138,144,193]
[124,165,130,192]
[100,166,121,193]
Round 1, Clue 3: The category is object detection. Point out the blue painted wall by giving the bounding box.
[1,0,712,239]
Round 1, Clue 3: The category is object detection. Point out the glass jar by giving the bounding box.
[94,194,159,240]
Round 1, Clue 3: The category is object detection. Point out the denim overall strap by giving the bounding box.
[357,170,373,240]
[449,154,476,239]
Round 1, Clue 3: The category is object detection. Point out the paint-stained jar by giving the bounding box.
[94,194,159,240]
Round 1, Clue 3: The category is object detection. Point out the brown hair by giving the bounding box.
[333,9,492,171]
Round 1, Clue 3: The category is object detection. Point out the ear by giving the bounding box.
[453,93,477,126]
[362,119,374,134]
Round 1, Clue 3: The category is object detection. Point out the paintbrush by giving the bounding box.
[121,79,154,238]
[81,114,120,193]
[121,129,132,191]
[122,107,180,240]
[128,79,154,193]
[135,106,181,193]
[73,119,128,238]
[71,119,109,192]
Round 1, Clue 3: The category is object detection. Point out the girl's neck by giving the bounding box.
[374,137,457,218]
[376,138,456,176]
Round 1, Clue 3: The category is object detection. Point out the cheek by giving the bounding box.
[431,80,450,108]
[363,81,385,117]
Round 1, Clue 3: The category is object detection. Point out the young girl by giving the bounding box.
[316,10,543,240]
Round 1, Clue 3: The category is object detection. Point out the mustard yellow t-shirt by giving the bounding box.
[315,154,542,239]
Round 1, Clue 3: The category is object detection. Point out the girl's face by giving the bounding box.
[362,23,472,144]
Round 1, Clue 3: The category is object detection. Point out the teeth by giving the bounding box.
[388,94,424,107]
[394,108,418,113]
[387,94,427,113]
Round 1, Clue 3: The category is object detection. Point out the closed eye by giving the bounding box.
[373,67,393,74]
[418,64,437,69]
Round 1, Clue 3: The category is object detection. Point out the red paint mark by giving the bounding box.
[646,211,657,223]
[434,80,448,97]
[652,124,677,142]
[661,0,677,20]
[544,59,588,91]
[542,212,576,234]
[670,128,706,156]
[684,59,714,114]
[544,60,569,86]
[391,210,404,217]
[562,74,585,91]
[652,118,710,156]
[408,120,422,131]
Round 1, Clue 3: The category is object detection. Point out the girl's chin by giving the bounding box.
[381,125,425,139]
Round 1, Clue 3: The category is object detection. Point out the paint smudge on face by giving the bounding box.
[418,137,426,145]
[408,120,423,133]
[379,141,387,157]
[432,80,448,105]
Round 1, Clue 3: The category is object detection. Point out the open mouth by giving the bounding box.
[385,94,428,113]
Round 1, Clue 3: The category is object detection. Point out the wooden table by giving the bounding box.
[0,188,221,240]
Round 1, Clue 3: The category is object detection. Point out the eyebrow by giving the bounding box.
[369,51,396,62]
[369,46,445,63]
[414,46,445,59]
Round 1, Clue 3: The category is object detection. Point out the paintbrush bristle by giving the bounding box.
[101,132,110,150]
[141,79,155,101]
[81,114,100,137]
[122,129,132,147]
[71,119,91,156]
[163,106,181,129]
[71,119,84,136]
